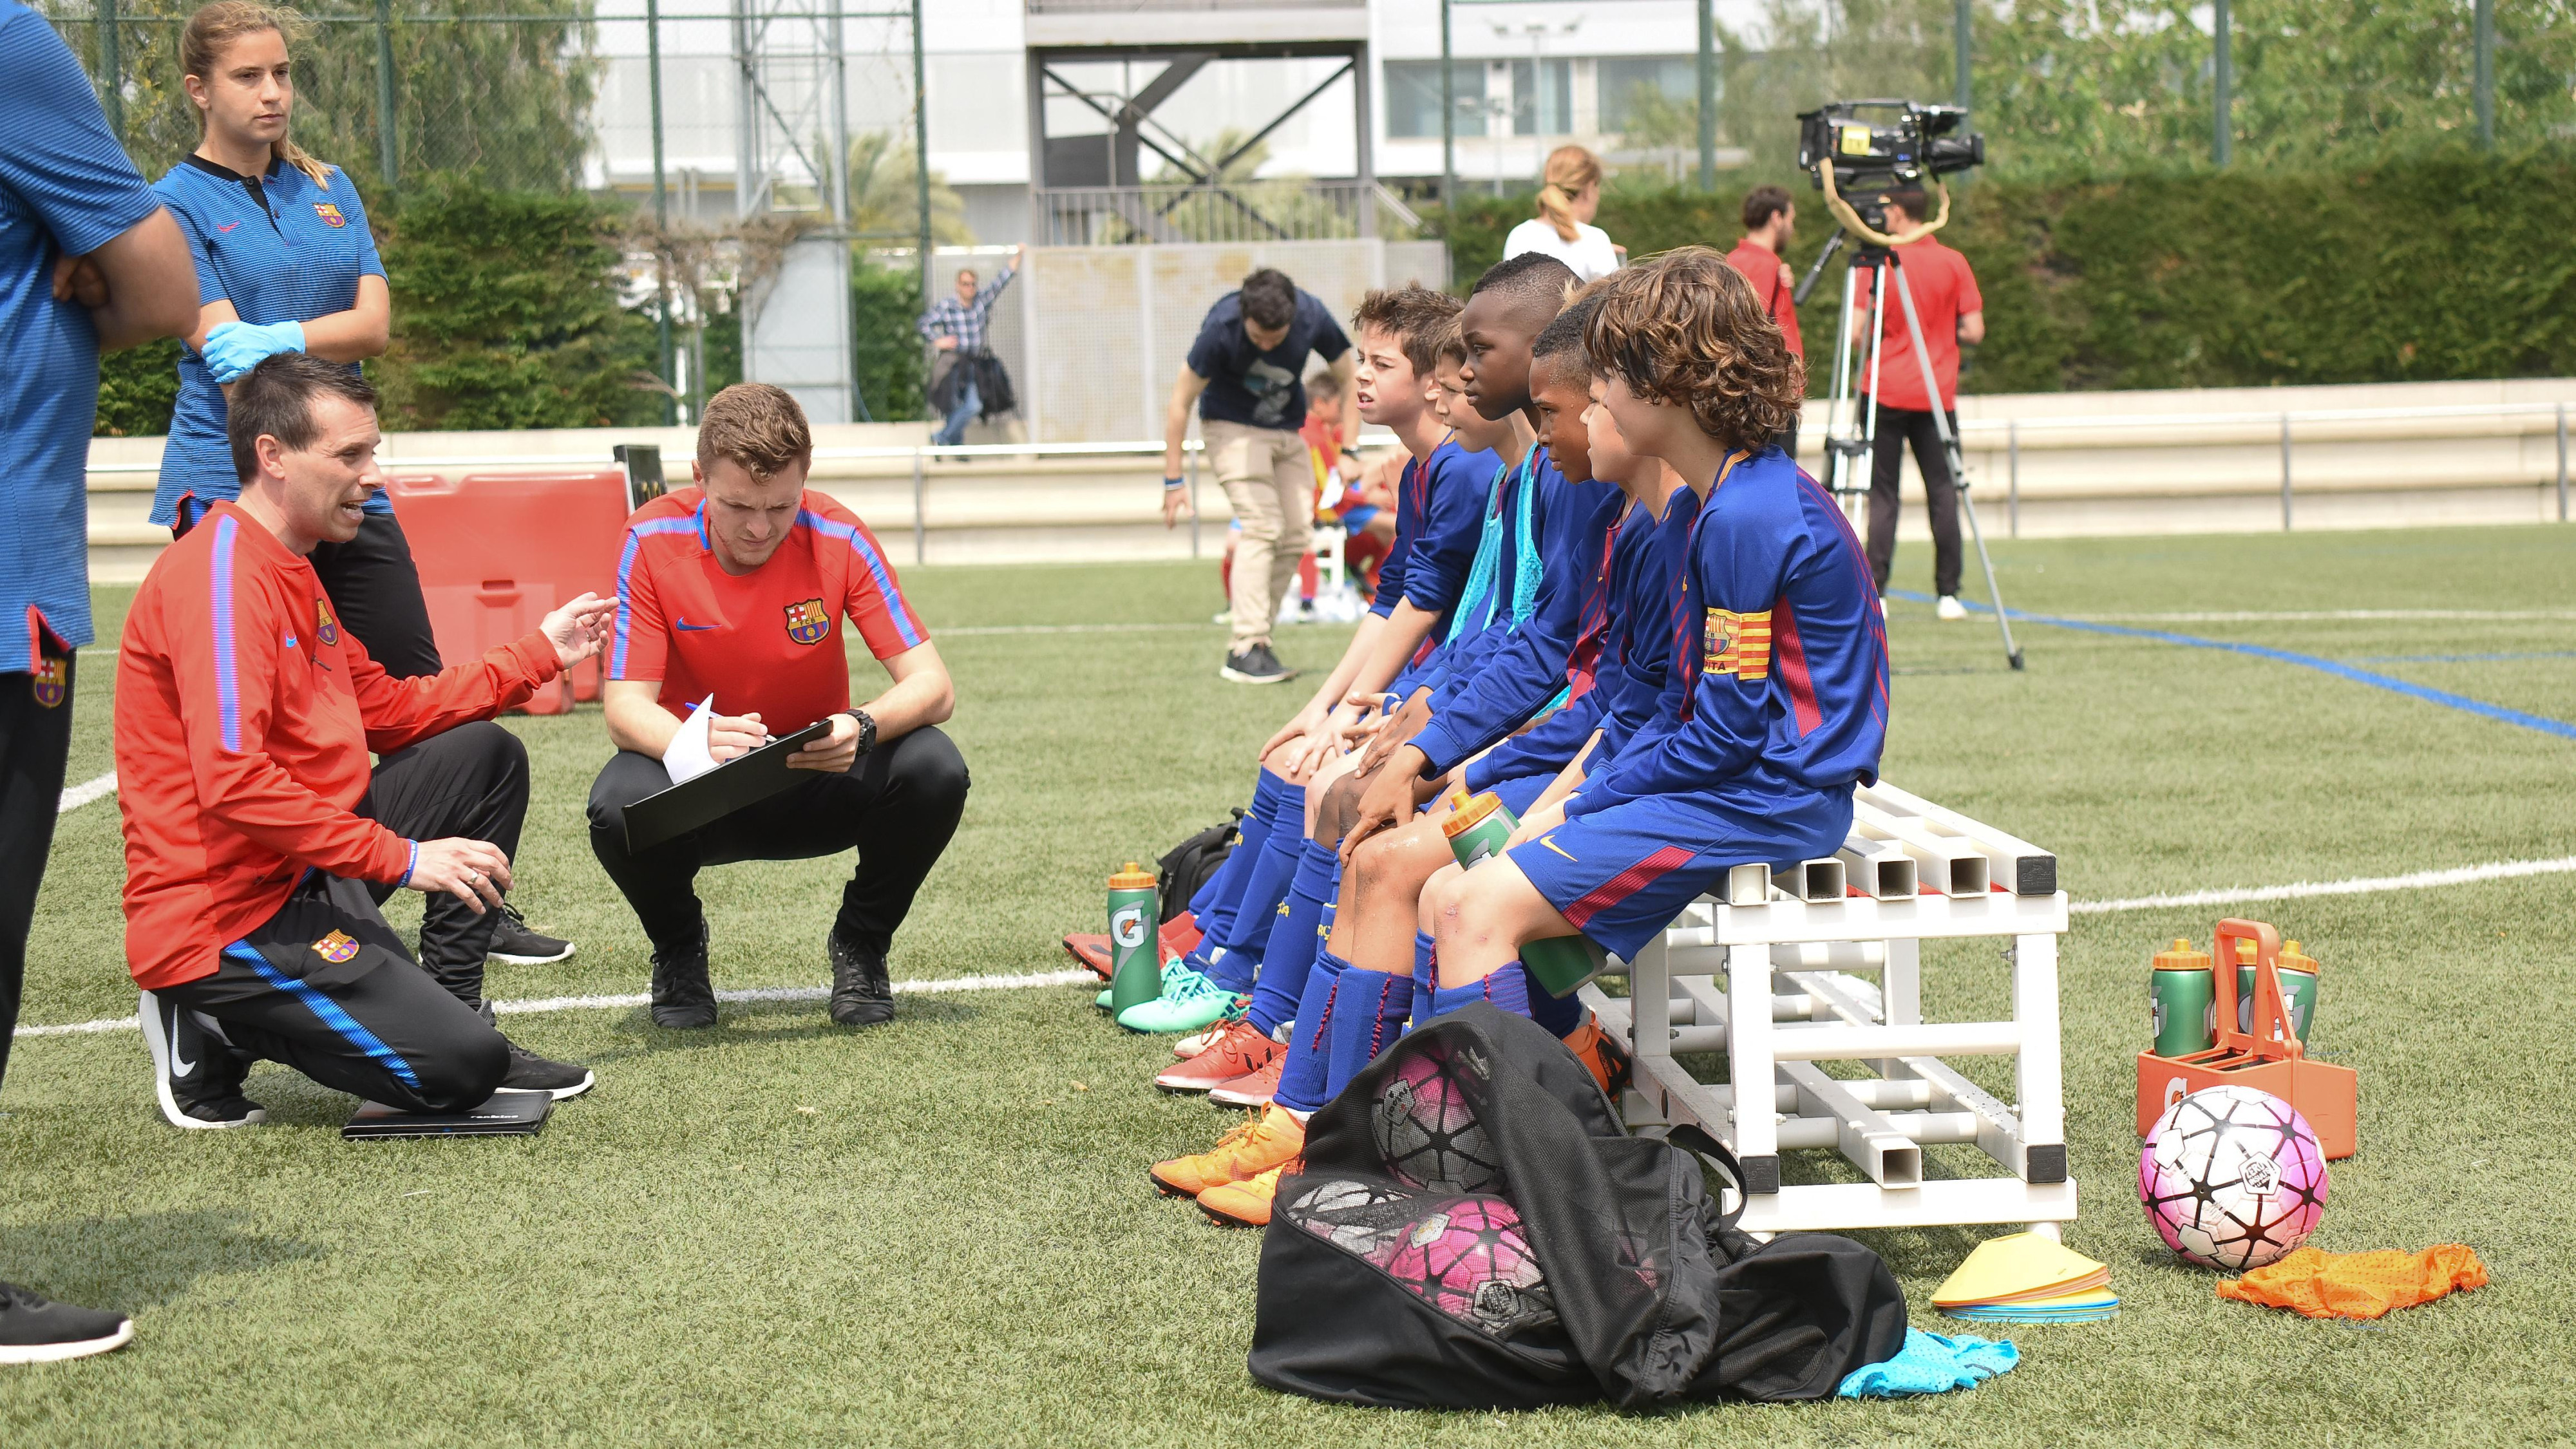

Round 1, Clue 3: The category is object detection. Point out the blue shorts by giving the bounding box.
[1488,769,1555,818]
[1343,505,1382,533]
[1509,782,1853,961]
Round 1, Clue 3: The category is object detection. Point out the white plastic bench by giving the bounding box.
[1580,781,2076,1240]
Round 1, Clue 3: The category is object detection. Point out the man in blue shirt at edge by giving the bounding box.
[0,0,202,1363]
[1423,247,1889,1047]
[1158,267,1358,687]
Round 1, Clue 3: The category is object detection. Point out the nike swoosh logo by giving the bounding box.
[216,221,242,233]
[674,619,718,631]
[168,1005,196,1077]
[1540,837,1577,862]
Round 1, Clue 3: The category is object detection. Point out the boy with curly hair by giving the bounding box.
[1419,246,1889,1025]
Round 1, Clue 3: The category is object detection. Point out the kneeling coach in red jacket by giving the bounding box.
[115,354,615,1128]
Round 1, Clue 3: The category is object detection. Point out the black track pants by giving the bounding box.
[156,873,507,1113]
[354,721,531,1005]
[585,725,970,958]
[0,652,74,1095]
[1860,400,1964,598]
[308,511,445,678]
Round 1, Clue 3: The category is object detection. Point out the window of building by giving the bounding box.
[1598,55,1700,135]
[1386,59,1486,139]
[1508,58,1572,137]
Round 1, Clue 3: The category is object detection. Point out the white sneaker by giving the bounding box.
[1936,595,1968,621]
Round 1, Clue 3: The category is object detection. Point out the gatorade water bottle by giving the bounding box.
[2237,936,2320,1045]
[1439,791,1609,998]
[2148,938,2216,1058]
[1106,863,1162,1015]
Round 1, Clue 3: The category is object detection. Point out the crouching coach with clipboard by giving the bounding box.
[589,384,968,1031]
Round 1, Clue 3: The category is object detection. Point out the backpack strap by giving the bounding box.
[1665,1124,1748,1236]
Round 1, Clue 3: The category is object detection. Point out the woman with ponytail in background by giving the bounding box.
[149,1,580,972]
[1502,144,1623,283]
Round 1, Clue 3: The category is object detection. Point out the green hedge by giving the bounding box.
[1442,154,2576,394]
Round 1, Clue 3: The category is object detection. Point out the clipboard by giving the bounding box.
[623,717,835,852]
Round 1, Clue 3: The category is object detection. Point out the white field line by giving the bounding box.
[943,622,1221,637]
[57,772,116,813]
[2070,855,2576,915]
[12,967,1098,1039]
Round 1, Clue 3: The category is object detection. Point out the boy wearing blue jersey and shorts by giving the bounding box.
[1421,247,1889,1052]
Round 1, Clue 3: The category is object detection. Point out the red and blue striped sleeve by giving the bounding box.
[806,506,929,659]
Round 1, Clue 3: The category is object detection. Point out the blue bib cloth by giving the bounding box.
[151,154,387,526]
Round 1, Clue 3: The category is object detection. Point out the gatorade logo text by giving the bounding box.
[1110,904,1147,951]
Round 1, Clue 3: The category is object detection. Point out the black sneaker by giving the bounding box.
[487,901,575,966]
[500,1039,595,1100]
[827,932,894,1027]
[136,990,264,1130]
[1219,642,1296,685]
[650,921,718,1030]
[0,1283,133,1365]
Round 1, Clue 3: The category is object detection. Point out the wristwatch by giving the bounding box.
[844,708,878,757]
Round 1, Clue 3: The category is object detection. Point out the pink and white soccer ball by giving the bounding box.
[2139,1084,2330,1271]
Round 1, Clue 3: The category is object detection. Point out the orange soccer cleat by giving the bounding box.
[1148,1104,1305,1198]
[1207,1052,1286,1110]
[1198,1159,1299,1228]
[1562,1014,1634,1098]
[1153,1018,1285,1094]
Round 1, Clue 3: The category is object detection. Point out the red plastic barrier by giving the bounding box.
[386,469,630,715]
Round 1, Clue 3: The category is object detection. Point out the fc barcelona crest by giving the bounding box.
[1703,607,1774,683]
[782,598,832,646]
[314,930,361,963]
[30,656,67,708]
[312,202,347,228]
[315,596,341,647]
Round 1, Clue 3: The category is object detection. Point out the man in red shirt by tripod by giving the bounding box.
[1852,185,1985,619]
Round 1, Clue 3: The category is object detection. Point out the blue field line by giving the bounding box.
[2346,650,2576,665]
[1889,591,2576,740]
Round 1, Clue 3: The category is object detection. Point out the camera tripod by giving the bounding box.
[1803,230,2025,671]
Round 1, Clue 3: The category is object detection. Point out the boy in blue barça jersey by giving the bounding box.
[1139,322,1513,1062]
[1155,257,1643,1226]
[1421,247,1888,1044]
[1314,297,1703,1119]
[1109,289,1483,1037]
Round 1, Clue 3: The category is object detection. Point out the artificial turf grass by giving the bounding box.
[6,524,2573,1445]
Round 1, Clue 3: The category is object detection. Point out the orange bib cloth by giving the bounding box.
[2217,1245,2487,1320]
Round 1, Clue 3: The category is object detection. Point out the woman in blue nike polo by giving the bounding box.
[151,2,437,676]
[146,2,578,969]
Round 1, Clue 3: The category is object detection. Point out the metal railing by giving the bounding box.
[1035,180,1412,246]
[85,397,2574,566]
[1956,400,2575,536]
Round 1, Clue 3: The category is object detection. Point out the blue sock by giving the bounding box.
[1215,811,1304,978]
[1323,968,1414,1101]
[1243,838,1336,1031]
[1179,770,1287,971]
[1408,931,1439,1028]
[1428,961,1533,1021]
[1269,949,1351,1115]
[1524,962,1585,1039]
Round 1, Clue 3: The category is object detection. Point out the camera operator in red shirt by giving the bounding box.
[1852,186,1984,619]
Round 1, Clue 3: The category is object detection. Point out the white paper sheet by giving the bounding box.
[661,695,721,784]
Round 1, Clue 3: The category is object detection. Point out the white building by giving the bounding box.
[585,0,1767,242]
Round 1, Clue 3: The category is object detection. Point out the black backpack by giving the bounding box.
[1155,812,1240,926]
[1249,1004,1908,1411]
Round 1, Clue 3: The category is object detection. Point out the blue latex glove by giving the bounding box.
[201,319,307,383]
